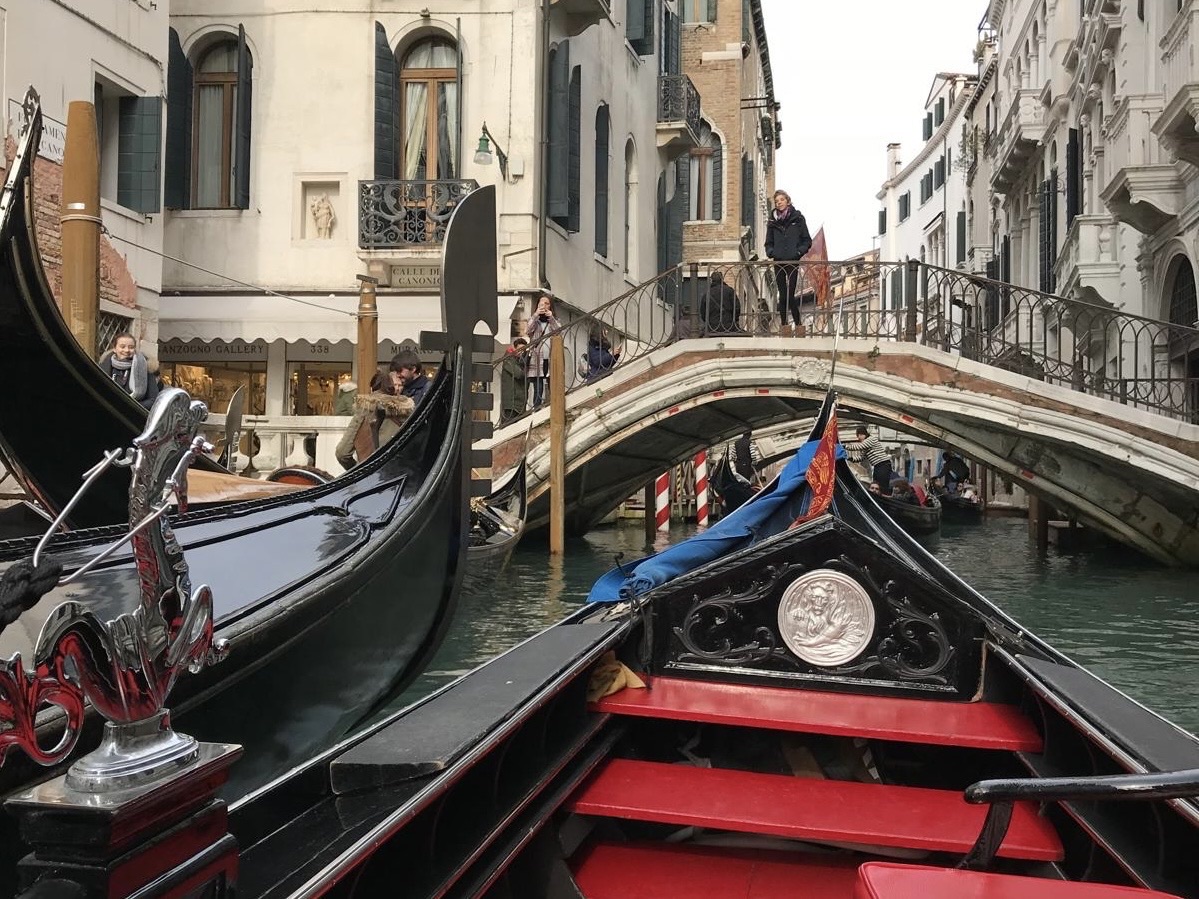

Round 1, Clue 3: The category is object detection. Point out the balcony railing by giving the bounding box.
[358,179,479,249]
[658,74,701,135]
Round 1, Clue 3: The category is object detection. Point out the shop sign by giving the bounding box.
[9,99,65,164]
[160,339,269,362]
[288,339,353,363]
[390,263,441,291]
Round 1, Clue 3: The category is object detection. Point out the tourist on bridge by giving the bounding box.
[700,271,742,334]
[335,369,414,470]
[844,425,893,495]
[765,189,812,337]
[584,325,622,383]
[525,295,561,409]
[390,350,432,407]
[500,337,529,423]
[99,332,160,409]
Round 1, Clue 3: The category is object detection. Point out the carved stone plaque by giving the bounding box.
[777,569,875,667]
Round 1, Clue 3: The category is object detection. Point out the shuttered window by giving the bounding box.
[898,192,910,221]
[547,43,570,222]
[116,97,162,213]
[595,105,610,255]
[627,0,655,55]
[1066,128,1080,224]
[682,0,717,21]
[567,66,581,232]
[934,156,945,189]
[188,27,252,209]
[373,23,399,181]
[956,210,966,264]
[878,208,887,235]
[740,154,753,228]
[922,113,933,141]
[935,97,945,126]
[165,28,192,208]
[688,122,721,221]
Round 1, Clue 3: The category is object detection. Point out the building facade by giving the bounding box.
[160,0,687,419]
[678,0,779,265]
[1,0,170,358]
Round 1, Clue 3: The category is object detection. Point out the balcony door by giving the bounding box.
[400,39,459,181]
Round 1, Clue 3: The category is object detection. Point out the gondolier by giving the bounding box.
[844,425,893,494]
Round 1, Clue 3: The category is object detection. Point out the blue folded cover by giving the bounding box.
[587,438,846,603]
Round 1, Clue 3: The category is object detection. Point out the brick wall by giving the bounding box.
[3,136,140,325]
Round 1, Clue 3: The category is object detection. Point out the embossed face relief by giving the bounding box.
[777,569,875,667]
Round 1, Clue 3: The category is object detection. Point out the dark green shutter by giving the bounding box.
[630,0,654,55]
[712,136,722,220]
[1066,128,1080,224]
[934,156,945,188]
[935,97,945,126]
[923,113,933,141]
[117,97,162,213]
[567,66,581,232]
[878,208,887,235]
[956,210,966,264]
[666,158,687,271]
[705,0,717,20]
[595,106,609,255]
[1038,180,1051,292]
[165,28,191,209]
[374,22,399,180]
[656,173,668,275]
[889,268,903,311]
[547,43,570,222]
[234,24,252,209]
[1049,167,1058,293]
[666,10,681,75]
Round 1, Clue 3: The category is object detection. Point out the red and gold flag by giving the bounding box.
[808,227,830,306]
[790,406,838,529]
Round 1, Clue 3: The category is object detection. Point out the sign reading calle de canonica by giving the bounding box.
[390,263,441,291]
[9,98,65,164]
[160,339,269,362]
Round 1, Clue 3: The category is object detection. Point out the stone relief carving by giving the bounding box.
[777,569,875,667]
[310,193,336,239]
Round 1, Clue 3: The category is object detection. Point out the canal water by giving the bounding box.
[398,516,1199,734]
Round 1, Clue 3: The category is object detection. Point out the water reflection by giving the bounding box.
[395,517,1199,734]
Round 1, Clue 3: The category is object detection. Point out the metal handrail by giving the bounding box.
[491,259,1199,427]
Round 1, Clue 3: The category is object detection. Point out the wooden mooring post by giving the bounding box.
[549,333,566,554]
[61,101,100,357]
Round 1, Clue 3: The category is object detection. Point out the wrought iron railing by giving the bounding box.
[358,179,478,249]
[657,75,701,137]
[493,260,1199,426]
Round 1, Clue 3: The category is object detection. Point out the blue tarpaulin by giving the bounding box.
[587,438,846,603]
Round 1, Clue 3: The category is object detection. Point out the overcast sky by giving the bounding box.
[759,1,986,259]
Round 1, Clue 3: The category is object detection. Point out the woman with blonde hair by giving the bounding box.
[765,189,813,336]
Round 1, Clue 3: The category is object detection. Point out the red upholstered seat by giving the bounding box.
[569,759,1063,861]
[855,863,1184,899]
[593,677,1042,751]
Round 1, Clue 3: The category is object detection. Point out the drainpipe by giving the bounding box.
[536,0,551,288]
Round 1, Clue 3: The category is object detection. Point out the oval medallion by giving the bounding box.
[777,569,875,667]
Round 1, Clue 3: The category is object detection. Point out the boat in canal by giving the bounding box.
[873,483,942,536]
[52,390,1198,899]
[0,126,498,815]
[466,459,527,582]
[934,483,985,523]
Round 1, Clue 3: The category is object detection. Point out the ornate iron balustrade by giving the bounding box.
[358,179,478,249]
[493,260,1199,426]
[657,75,701,135]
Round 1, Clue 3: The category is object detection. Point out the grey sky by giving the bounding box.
[760,1,985,259]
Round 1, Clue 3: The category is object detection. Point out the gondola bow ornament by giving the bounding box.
[0,388,228,790]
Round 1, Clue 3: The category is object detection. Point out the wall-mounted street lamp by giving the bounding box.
[473,121,508,180]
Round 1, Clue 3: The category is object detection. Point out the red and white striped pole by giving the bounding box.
[655,471,671,532]
[694,450,709,528]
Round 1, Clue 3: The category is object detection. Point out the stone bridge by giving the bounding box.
[486,336,1199,566]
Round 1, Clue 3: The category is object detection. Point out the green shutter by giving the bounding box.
[712,135,722,220]
[706,0,718,21]
[667,10,681,76]
[878,208,887,235]
[630,0,655,55]
[117,96,162,213]
[567,67,581,232]
[234,24,252,209]
[595,106,609,255]
[956,210,966,264]
[164,28,191,209]
[547,43,570,221]
[935,97,945,126]
[374,22,399,181]
[1066,129,1080,224]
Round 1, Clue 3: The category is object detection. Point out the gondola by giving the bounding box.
[0,113,499,816]
[875,485,942,536]
[77,391,1199,899]
[934,484,985,523]
[0,111,233,529]
[465,459,527,584]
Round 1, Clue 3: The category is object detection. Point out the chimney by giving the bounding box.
[886,143,902,178]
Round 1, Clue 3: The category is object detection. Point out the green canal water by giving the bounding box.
[397,516,1199,735]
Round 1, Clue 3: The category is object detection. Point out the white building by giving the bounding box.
[0,0,169,357]
[160,0,688,420]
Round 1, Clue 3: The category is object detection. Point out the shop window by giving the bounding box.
[160,362,267,415]
[289,361,352,415]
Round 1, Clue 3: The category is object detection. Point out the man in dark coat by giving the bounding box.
[390,350,432,407]
[765,189,812,336]
[500,338,528,422]
[699,272,742,334]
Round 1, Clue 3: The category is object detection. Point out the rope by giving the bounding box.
[0,556,63,632]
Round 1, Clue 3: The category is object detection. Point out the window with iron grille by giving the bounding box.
[97,312,134,357]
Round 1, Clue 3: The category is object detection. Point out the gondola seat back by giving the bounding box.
[854,862,1184,899]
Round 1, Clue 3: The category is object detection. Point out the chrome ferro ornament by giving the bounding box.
[777,569,876,667]
[0,388,227,791]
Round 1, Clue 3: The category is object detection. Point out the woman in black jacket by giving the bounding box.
[765,189,813,336]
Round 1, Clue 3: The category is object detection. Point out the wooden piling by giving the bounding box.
[1028,494,1049,554]
[60,101,100,357]
[549,333,566,554]
[355,274,379,392]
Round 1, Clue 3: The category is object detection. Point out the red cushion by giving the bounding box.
[855,863,1183,899]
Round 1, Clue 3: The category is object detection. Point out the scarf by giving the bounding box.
[774,205,795,221]
[109,353,148,400]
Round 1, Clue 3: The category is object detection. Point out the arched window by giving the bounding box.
[400,38,459,180]
[1169,256,1198,328]
[595,105,610,256]
[688,121,722,221]
[193,38,251,208]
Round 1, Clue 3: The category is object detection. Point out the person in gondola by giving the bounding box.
[935,451,971,494]
[335,370,415,471]
[390,350,431,408]
[98,332,160,409]
[765,189,812,337]
[844,425,893,496]
[891,478,920,505]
